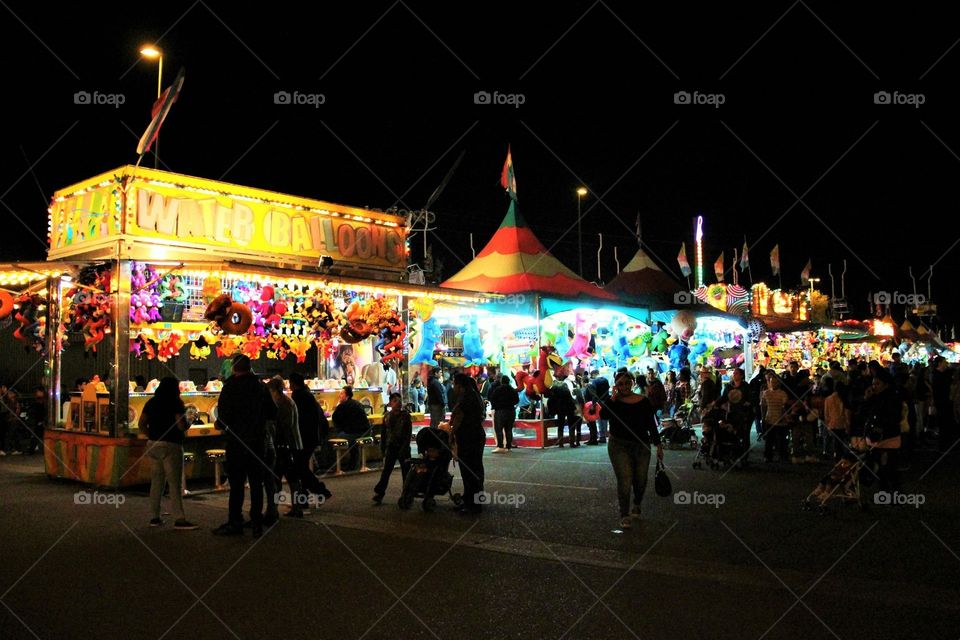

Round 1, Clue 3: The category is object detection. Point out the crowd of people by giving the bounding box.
[5,348,959,533]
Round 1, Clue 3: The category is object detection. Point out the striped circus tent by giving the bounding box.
[604,247,684,309]
[440,201,614,299]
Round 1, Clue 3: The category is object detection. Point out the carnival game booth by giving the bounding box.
[41,166,488,488]
[435,200,624,447]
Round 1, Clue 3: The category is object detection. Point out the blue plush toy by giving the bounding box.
[668,342,689,371]
[410,317,444,365]
[461,315,485,366]
[687,340,709,367]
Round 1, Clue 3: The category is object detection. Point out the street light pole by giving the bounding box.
[140,46,163,169]
[576,187,587,277]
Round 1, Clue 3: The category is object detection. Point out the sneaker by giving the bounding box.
[372,494,383,505]
[805,455,819,464]
[598,438,607,444]
[492,447,505,454]
[212,523,243,536]
[0,450,7,456]
[149,518,163,527]
[619,517,632,529]
[174,519,199,531]
[10,451,22,456]
[630,505,642,518]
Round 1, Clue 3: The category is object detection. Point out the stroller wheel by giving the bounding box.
[452,493,464,507]
[422,496,436,512]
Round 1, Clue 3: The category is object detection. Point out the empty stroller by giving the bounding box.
[692,407,740,470]
[398,426,463,511]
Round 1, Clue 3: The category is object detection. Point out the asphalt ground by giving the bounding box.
[1,436,958,640]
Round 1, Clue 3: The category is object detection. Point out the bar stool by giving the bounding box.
[181,451,195,496]
[328,438,349,475]
[205,449,228,491]
[356,436,375,472]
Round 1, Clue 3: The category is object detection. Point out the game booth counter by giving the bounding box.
[39,165,490,488]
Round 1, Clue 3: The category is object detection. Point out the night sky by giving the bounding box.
[3,2,959,327]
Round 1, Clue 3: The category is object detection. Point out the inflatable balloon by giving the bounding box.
[670,310,697,342]
[410,317,443,365]
[565,311,594,360]
[461,316,484,366]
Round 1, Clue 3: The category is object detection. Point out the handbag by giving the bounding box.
[654,458,672,497]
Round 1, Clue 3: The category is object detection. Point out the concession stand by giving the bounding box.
[39,166,487,487]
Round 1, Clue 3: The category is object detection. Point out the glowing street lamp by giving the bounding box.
[140,46,163,168]
[576,188,588,277]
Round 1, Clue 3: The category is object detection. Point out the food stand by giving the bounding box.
[40,166,488,487]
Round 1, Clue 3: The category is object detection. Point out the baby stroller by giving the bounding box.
[692,407,740,470]
[802,441,871,514]
[660,402,699,450]
[398,426,464,512]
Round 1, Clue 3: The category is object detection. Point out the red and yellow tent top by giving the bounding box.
[440,201,614,299]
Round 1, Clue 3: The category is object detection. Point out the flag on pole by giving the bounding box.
[500,145,517,199]
[801,258,812,284]
[677,242,692,277]
[137,67,185,156]
[714,252,725,283]
[770,244,780,276]
[739,240,750,271]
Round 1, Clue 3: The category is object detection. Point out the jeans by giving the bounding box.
[295,448,329,496]
[607,437,652,517]
[275,446,302,511]
[429,404,445,429]
[146,440,185,520]
[493,409,515,448]
[556,412,579,445]
[597,419,608,441]
[374,445,411,497]
[456,430,486,507]
[763,423,789,461]
[226,444,266,526]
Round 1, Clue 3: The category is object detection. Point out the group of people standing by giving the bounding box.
[0,382,45,456]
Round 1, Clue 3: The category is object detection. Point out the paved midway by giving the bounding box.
[1,440,958,639]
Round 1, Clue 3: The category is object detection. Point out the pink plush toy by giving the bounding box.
[147,294,163,323]
[565,311,595,360]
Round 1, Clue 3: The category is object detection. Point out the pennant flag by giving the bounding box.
[770,244,780,276]
[677,242,692,277]
[137,67,185,156]
[500,145,517,199]
[801,258,812,284]
[714,252,725,283]
[739,240,750,271]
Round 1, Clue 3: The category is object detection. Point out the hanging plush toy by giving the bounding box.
[156,333,184,362]
[687,339,709,367]
[611,320,631,365]
[286,336,311,363]
[461,315,484,366]
[552,321,572,358]
[242,335,263,360]
[670,310,698,342]
[189,340,211,360]
[410,317,443,365]
[202,275,221,304]
[565,311,595,360]
[216,335,242,358]
[0,291,15,320]
[668,342,690,370]
[411,296,434,321]
[650,328,671,353]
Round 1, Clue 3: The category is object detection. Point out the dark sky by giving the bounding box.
[3,2,959,328]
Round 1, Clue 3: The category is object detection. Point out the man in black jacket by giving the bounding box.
[931,357,956,453]
[550,365,579,447]
[332,385,371,471]
[290,373,332,501]
[489,375,519,452]
[426,368,447,429]
[213,355,276,538]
